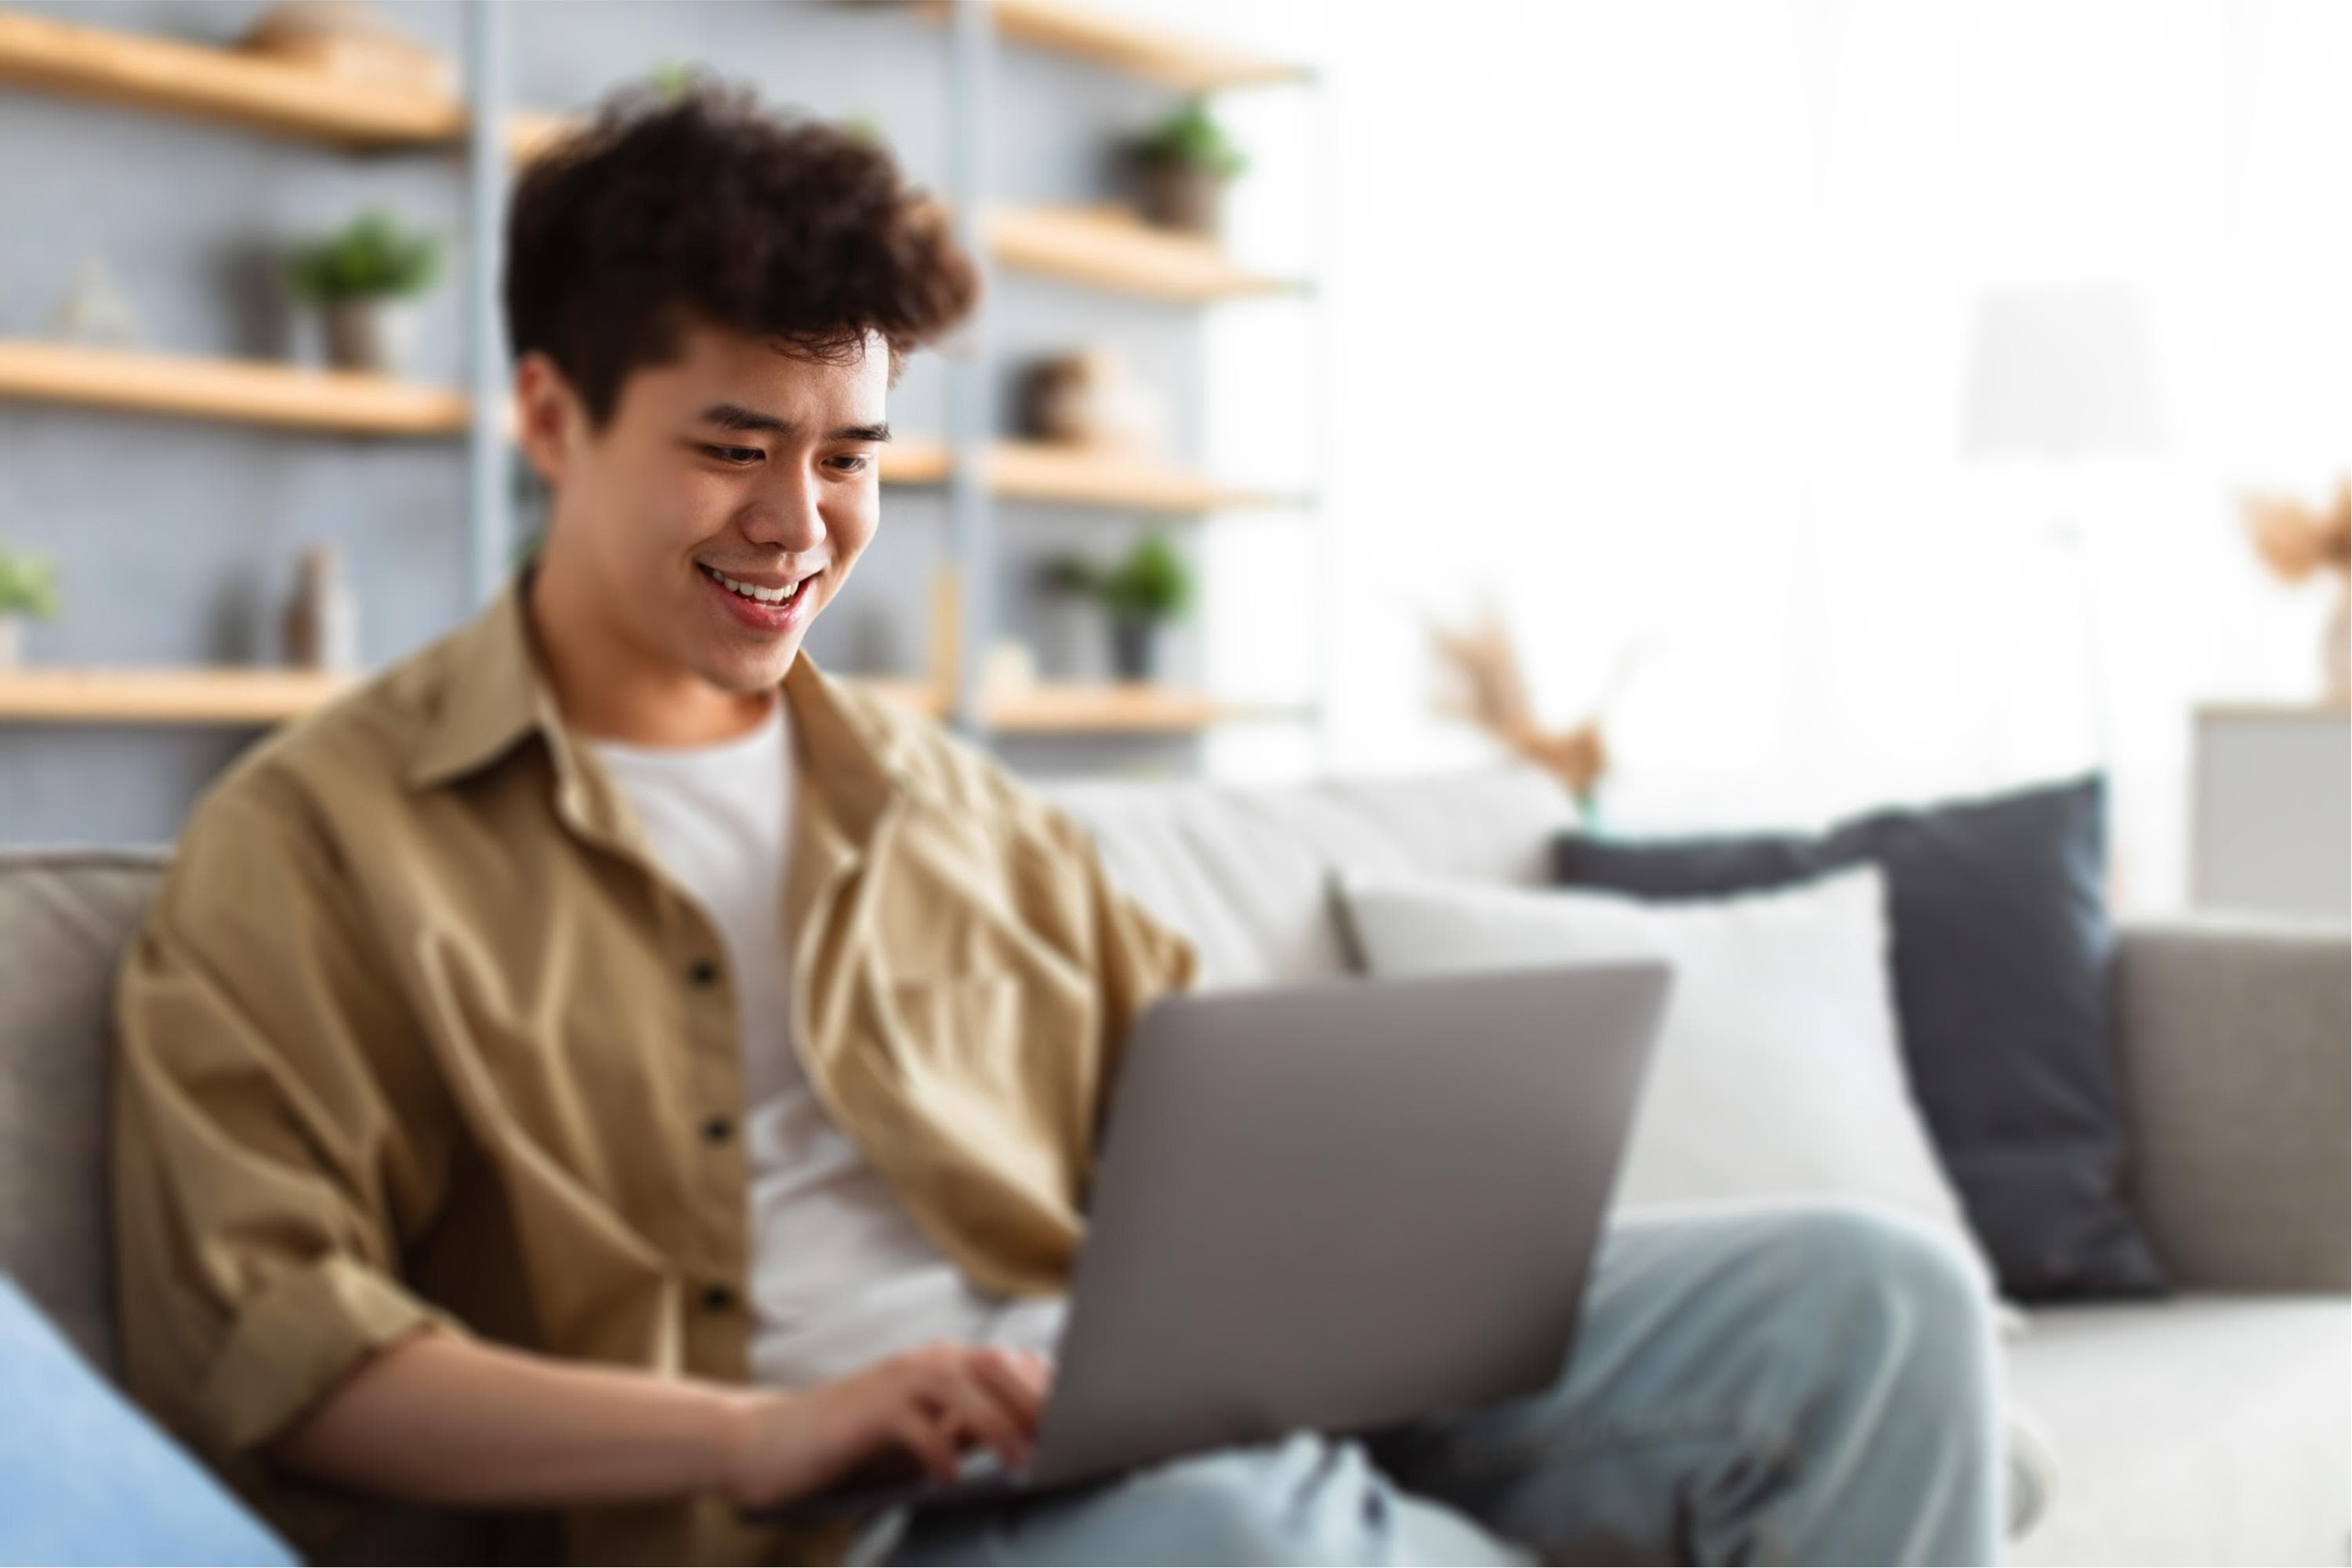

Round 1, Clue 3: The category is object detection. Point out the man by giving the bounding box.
[113,81,2006,1566]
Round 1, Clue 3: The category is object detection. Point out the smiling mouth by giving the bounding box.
[697,563,810,605]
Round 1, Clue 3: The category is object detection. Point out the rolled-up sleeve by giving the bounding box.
[111,774,465,1475]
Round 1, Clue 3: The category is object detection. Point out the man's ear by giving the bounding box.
[513,351,585,488]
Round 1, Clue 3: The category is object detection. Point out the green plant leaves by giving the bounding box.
[0,547,61,620]
[1046,532,1194,620]
[284,210,441,304]
[1134,98,1247,179]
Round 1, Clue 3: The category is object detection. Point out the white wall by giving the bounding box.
[1131,0,2350,913]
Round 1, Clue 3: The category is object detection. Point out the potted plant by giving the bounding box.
[284,210,440,375]
[0,547,60,669]
[1045,532,1194,681]
[1131,99,1247,241]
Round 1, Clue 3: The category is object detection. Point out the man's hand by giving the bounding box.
[267,1329,1053,1516]
[721,1342,1054,1511]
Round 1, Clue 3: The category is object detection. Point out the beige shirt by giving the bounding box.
[110,577,1198,1566]
[587,701,1067,1388]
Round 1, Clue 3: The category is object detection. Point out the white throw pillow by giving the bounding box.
[1335,864,2017,1324]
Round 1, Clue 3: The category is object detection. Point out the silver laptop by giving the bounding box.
[756,958,1671,1523]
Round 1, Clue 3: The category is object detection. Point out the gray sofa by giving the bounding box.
[3,762,2347,1564]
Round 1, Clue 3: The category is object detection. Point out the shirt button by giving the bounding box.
[701,1284,735,1313]
[701,1116,733,1144]
[687,960,719,987]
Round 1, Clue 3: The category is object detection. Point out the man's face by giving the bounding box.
[523,320,890,695]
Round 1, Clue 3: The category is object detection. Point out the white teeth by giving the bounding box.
[706,567,801,605]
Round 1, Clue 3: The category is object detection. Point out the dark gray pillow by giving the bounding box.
[1553,774,2167,1301]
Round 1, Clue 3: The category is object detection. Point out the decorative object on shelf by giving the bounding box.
[0,545,61,670]
[1044,532,1195,682]
[1427,599,1614,809]
[280,545,359,673]
[981,639,1037,695]
[2242,475,2351,707]
[237,1,453,98]
[284,210,440,374]
[44,255,143,347]
[1018,347,1168,453]
[1130,98,1246,240]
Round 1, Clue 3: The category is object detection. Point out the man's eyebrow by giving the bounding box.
[692,404,890,444]
[696,402,788,433]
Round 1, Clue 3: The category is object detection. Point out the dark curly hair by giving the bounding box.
[504,76,979,429]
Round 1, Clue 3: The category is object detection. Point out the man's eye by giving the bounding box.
[701,444,762,465]
[828,454,872,474]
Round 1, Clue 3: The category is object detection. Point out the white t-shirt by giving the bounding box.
[589,696,1065,1389]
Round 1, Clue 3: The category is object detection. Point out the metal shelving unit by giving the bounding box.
[0,0,1321,751]
[930,0,1321,755]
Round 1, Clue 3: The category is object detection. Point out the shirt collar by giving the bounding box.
[406,574,922,850]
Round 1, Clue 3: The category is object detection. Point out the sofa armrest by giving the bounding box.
[2111,918,2349,1291]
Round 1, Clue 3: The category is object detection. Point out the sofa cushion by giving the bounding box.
[0,848,169,1373]
[1042,763,1577,987]
[1553,776,2169,1303]
[2005,1294,2351,1566]
[1332,865,2006,1316]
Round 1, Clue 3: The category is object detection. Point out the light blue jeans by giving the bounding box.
[886,1203,2006,1566]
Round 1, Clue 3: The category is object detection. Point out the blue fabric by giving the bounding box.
[0,1276,296,1567]
[885,1204,2007,1566]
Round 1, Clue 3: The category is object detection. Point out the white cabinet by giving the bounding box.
[2191,705,2350,920]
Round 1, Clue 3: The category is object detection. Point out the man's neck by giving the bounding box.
[524,560,777,748]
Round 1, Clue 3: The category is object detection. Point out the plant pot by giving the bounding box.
[0,614,23,669]
[321,296,419,375]
[1137,163,1227,241]
[1109,616,1161,682]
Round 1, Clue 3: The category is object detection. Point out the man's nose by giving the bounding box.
[737,465,827,553]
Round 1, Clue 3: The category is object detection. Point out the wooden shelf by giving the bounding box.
[0,355,1283,509]
[0,668,957,727]
[0,667,1296,737]
[877,440,955,487]
[988,206,1298,304]
[0,668,351,725]
[0,340,468,436]
[924,0,1309,93]
[841,679,1292,733]
[984,683,1279,733]
[491,156,1301,313]
[475,170,1299,313]
[983,441,1290,511]
[0,9,466,148]
[506,108,574,165]
[0,10,565,164]
[882,439,1290,512]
